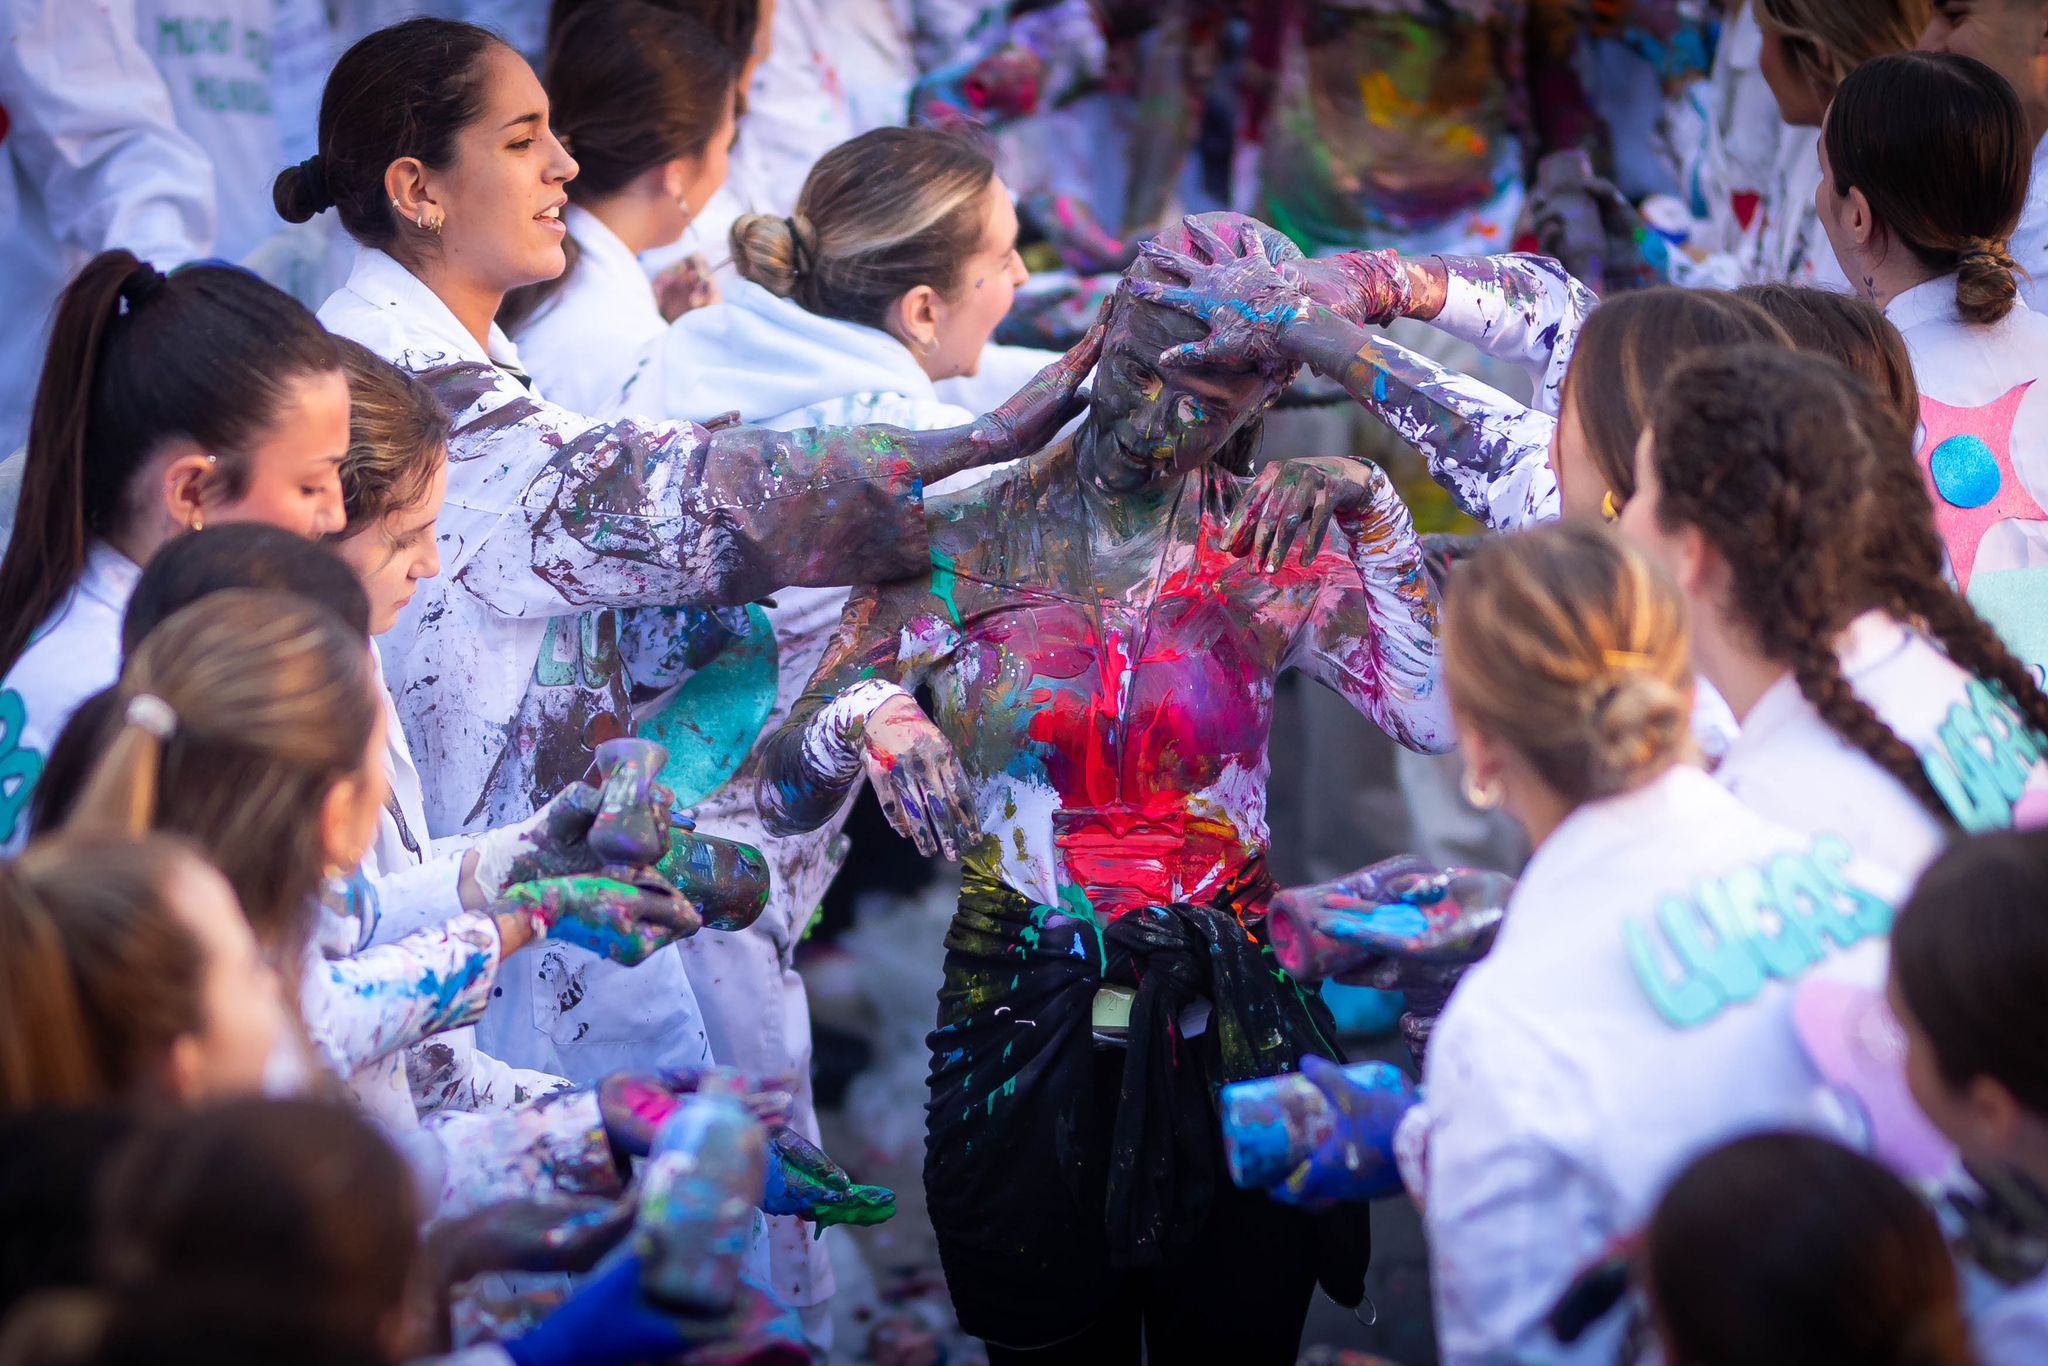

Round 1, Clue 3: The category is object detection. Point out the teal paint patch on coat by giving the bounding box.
[639,606,780,808]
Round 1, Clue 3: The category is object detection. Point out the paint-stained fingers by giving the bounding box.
[874,779,920,853]
[1183,214,1234,266]
[905,754,954,861]
[1124,277,1202,315]
[1223,465,1281,552]
[932,752,978,860]
[1133,239,1197,284]
[628,888,702,939]
[1301,486,1335,566]
[895,776,940,859]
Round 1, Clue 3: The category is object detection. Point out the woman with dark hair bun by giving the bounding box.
[1819,50,2048,585]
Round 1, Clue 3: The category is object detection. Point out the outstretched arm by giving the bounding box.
[1126,236,1560,531]
[754,579,977,860]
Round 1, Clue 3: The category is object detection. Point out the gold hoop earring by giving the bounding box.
[1460,766,1503,811]
[1601,490,1620,523]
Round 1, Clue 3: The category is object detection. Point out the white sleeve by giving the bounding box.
[1422,1007,1613,1364]
[0,0,215,263]
[1426,255,1599,419]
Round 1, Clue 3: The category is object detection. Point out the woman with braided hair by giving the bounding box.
[1621,345,2048,882]
[1819,50,2048,585]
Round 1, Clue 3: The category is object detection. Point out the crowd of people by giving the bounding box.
[4,0,2048,1363]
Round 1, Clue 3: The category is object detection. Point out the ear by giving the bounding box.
[156,441,219,532]
[1676,523,1718,600]
[890,285,943,352]
[164,1033,207,1103]
[1967,1074,2026,1153]
[384,157,440,231]
[1844,185,1878,251]
[1458,720,1504,786]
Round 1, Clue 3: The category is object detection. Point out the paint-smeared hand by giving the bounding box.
[1293,248,1418,327]
[598,1072,685,1160]
[659,1065,797,1130]
[1268,1057,1419,1209]
[427,1195,637,1284]
[1127,223,1315,371]
[1223,456,1394,573]
[484,738,679,897]
[763,1127,897,1230]
[495,873,701,968]
[861,692,977,861]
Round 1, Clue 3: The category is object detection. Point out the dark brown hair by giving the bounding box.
[1647,347,2048,823]
[1892,829,2048,1114]
[1446,523,1693,804]
[547,0,763,64]
[335,339,450,537]
[1737,282,1920,438]
[1826,52,2030,325]
[273,17,505,260]
[501,1,741,331]
[34,592,380,964]
[121,526,372,658]
[1564,288,1790,507]
[0,253,342,678]
[0,836,211,1111]
[731,127,998,330]
[1647,1132,1973,1366]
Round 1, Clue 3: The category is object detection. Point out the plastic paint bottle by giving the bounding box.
[636,1093,767,1316]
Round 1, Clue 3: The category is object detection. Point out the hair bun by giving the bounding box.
[272,154,335,224]
[1955,235,2020,326]
[1585,665,1690,796]
[727,212,803,298]
[117,265,167,313]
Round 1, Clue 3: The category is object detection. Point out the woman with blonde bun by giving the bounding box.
[1407,522,1904,1362]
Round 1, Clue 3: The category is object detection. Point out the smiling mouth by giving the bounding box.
[536,202,566,231]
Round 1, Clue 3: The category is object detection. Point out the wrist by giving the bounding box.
[493,906,540,956]
[811,678,914,782]
[1406,258,1449,321]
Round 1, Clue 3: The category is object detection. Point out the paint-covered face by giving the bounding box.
[336,458,449,636]
[166,849,286,1102]
[203,368,351,539]
[429,43,580,293]
[1082,293,1285,490]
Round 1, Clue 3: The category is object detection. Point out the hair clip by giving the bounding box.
[124,693,178,740]
[1601,649,1655,671]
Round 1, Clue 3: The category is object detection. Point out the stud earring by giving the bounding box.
[1460,767,1503,811]
[189,512,205,532]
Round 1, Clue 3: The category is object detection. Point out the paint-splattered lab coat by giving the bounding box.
[1411,765,1896,1363]
[317,247,933,838]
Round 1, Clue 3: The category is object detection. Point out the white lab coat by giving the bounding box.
[1717,611,2048,883]
[1669,1,1783,263]
[1411,764,1898,1364]
[131,0,282,263]
[0,0,215,454]
[318,245,933,1083]
[608,281,980,1308]
[1885,274,2048,584]
[510,207,669,419]
[0,541,136,852]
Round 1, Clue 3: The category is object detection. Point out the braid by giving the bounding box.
[1649,347,1960,824]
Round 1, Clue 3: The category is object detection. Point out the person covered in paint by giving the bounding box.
[754,212,1450,1362]
[592,124,1038,1335]
[502,1,743,416]
[1619,348,2048,883]
[1641,1132,1976,1366]
[1403,522,1899,1363]
[1889,830,2048,1365]
[1818,51,2048,585]
[275,12,1100,868]
[0,251,351,856]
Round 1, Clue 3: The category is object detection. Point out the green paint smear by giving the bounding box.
[808,1185,897,1235]
[930,547,963,627]
[1059,884,1109,975]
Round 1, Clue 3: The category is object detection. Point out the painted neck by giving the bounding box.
[1074,420,1186,531]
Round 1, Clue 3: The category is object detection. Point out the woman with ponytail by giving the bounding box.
[1405,522,1902,1361]
[1819,50,2048,582]
[0,251,348,854]
[502,0,742,414]
[1622,346,2048,881]
[275,16,1100,856]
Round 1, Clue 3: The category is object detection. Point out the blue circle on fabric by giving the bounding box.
[1929,434,2002,509]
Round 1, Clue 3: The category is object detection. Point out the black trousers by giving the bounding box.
[977,1047,1322,1366]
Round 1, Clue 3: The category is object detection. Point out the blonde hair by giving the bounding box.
[1753,0,1929,99]
[1446,525,1694,803]
[730,126,996,329]
[334,338,448,538]
[61,591,379,963]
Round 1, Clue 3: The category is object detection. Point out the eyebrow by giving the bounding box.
[502,112,542,131]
